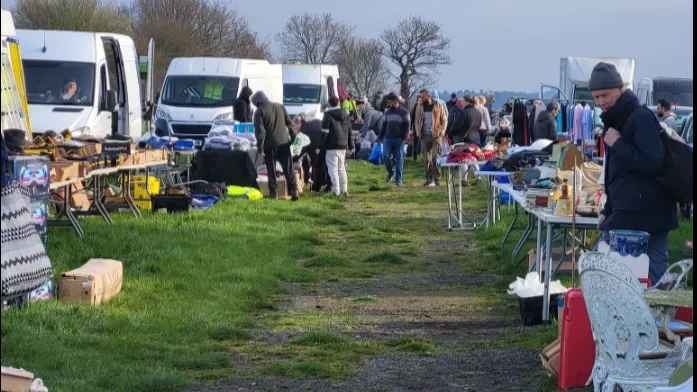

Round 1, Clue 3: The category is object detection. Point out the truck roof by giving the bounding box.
[166,57,272,77]
[17,29,135,63]
[1,9,16,38]
[562,56,636,84]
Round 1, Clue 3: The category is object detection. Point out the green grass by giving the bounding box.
[1,158,692,392]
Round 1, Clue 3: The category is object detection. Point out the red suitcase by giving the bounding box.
[558,289,594,390]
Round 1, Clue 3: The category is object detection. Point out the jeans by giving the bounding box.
[383,138,405,183]
[326,149,348,195]
[596,232,670,286]
[264,142,297,197]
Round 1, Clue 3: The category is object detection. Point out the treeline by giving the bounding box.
[13,0,452,106]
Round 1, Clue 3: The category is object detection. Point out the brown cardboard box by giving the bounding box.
[58,259,123,306]
[257,177,289,199]
[54,181,91,211]
[1,366,33,392]
[539,338,561,379]
[122,151,145,166]
[528,250,575,275]
[51,161,81,181]
[145,149,167,163]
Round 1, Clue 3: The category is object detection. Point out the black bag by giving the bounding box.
[656,130,693,203]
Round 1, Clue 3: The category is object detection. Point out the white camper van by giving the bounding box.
[282,63,340,119]
[155,57,282,144]
[16,29,154,138]
[636,77,693,107]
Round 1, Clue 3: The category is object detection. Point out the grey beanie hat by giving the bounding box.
[589,62,624,91]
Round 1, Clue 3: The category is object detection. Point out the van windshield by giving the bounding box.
[652,80,693,107]
[284,84,321,104]
[161,76,240,107]
[23,60,95,106]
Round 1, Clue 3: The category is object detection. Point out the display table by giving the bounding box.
[192,149,258,187]
[474,170,513,229]
[644,290,694,345]
[440,161,487,231]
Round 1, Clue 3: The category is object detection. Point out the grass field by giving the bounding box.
[1,159,692,392]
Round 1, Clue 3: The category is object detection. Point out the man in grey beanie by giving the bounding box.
[591,62,678,285]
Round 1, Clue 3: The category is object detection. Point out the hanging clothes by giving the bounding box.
[534,101,545,124]
[566,104,574,136]
[528,105,537,141]
[556,106,563,135]
[582,104,593,142]
[512,100,529,146]
[573,103,584,143]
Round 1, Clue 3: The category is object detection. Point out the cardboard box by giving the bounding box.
[257,176,289,199]
[54,181,91,211]
[145,149,167,163]
[540,338,561,379]
[51,161,81,182]
[1,366,33,392]
[122,151,146,166]
[58,259,123,306]
[29,198,49,237]
[102,142,136,156]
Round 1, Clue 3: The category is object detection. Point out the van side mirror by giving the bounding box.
[103,89,118,112]
[155,91,160,103]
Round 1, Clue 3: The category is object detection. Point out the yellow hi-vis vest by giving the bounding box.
[204,79,224,100]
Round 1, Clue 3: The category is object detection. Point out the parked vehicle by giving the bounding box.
[17,29,155,138]
[155,57,282,146]
[636,77,693,107]
[541,57,636,101]
[648,105,693,132]
[1,9,31,135]
[282,63,340,120]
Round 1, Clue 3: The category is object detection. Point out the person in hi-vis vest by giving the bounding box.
[204,79,224,100]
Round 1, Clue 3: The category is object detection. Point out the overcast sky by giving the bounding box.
[3,0,693,92]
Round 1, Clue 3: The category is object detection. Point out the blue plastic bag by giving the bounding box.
[368,143,383,165]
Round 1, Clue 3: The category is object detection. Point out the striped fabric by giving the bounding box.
[1,182,53,300]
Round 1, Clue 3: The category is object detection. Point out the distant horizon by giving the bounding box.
[1,0,692,92]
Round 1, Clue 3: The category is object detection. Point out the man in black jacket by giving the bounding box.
[233,86,254,123]
[379,93,411,186]
[591,62,678,284]
[533,101,559,141]
[446,93,458,113]
[449,95,482,145]
[251,90,298,200]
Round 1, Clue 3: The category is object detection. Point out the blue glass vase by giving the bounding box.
[609,230,650,258]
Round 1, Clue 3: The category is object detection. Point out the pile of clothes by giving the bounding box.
[445,143,497,164]
[203,126,256,152]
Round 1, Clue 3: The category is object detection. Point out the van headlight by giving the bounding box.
[213,112,233,121]
[156,107,171,121]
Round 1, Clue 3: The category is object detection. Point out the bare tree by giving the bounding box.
[335,37,388,99]
[276,13,353,64]
[380,17,451,108]
[13,0,131,34]
[130,0,271,89]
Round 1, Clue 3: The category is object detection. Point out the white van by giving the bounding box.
[16,29,154,138]
[155,57,283,144]
[636,77,693,107]
[282,63,340,120]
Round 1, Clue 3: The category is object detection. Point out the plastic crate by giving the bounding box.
[233,123,254,134]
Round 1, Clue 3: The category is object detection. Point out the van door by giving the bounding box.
[116,36,143,136]
[94,63,113,136]
[100,36,128,135]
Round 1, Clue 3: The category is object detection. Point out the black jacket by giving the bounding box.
[450,105,482,143]
[533,110,558,141]
[300,119,323,151]
[251,91,292,151]
[446,100,458,113]
[380,106,411,141]
[322,108,354,150]
[234,87,254,123]
[600,89,678,235]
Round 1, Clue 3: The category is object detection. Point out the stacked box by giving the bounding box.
[9,156,50,248]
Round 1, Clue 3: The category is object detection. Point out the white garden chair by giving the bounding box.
[579,252,678,392]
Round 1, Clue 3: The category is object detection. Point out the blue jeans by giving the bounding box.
[383,138,405,183]
[596,232,670,286]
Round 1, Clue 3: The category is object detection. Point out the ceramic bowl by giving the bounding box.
[609,230,650,258]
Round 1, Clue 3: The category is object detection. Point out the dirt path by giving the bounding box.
[189,193,545,392]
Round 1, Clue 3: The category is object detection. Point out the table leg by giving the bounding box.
[446,167,453,231]
[513,213,534,263]
[93,175,113,225]
[486,177,492,229]
[121,171,142,218]
[542,222,554,324]
[64,183,84,237]
[502,202,519,248]
[458,167,463,226]
[535,216,544,279]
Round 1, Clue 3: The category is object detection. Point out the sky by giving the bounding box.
[2,0,693,92]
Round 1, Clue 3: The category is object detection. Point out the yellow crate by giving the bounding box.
[132,175,161,199]
[135,199,152,210]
